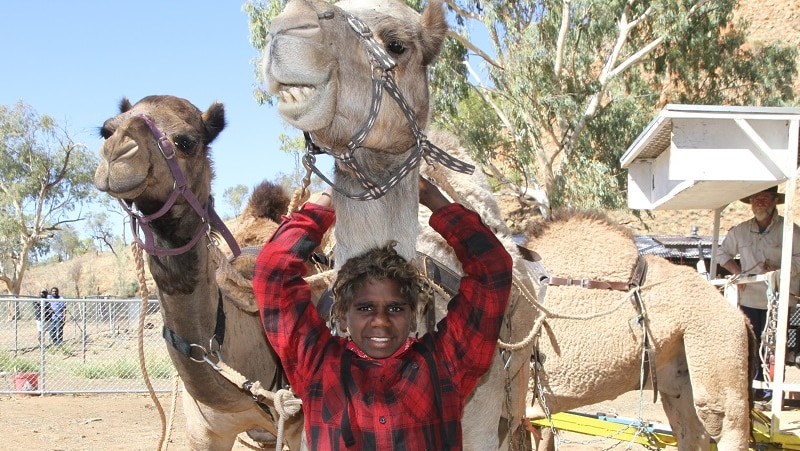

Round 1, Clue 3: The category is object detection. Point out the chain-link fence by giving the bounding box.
[0,297,174,395]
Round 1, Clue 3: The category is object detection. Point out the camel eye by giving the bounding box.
[173,135,196,153]
[99,126,113,140]
[386,40,406,55]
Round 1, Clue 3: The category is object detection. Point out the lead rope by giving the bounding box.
[287,162,314,215]
[132,242,172,451]
[212,360,303,451]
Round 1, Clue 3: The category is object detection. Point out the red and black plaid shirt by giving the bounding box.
[253,202,512,450]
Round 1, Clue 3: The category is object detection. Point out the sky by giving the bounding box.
[0,1,309,219]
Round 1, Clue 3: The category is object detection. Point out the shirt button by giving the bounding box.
[379,417,386,424]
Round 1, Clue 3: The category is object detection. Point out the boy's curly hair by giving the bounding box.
[331,241,421,321]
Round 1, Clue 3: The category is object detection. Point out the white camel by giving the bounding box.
[261,0,754,450]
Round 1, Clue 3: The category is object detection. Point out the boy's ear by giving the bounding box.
[410,311,417,333]
[337,316,349,335]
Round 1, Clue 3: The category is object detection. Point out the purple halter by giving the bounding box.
[118,114,240,258]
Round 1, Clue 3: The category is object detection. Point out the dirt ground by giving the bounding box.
[0,389,672,451]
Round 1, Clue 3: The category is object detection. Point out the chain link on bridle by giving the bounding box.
[301,11,475,201]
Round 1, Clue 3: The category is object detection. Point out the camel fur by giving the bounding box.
[524,210,754,451]
[262,1,537,448]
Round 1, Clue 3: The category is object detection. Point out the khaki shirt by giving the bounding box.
[716,212,800,309]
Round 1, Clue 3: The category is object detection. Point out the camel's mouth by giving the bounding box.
[103,184,148,202]
[276,84,316,105]
[273,77,336,130]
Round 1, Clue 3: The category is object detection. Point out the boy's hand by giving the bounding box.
[312,187,334,208]
[419,177,451,212]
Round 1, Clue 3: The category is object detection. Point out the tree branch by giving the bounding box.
[447,30,503,69]
[553,0,571,78]
[443,0,482,21]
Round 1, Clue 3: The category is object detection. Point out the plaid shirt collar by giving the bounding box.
[345,337,415,360]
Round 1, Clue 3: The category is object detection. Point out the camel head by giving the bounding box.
[94,95,225,217]
[262,0,446,155]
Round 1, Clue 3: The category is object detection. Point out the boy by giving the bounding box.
[253,178,512,450]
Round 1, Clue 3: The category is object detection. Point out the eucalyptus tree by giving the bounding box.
[223,184,250,219]
[0,102,97,295]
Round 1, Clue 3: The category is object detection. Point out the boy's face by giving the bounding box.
[341,277,416,359]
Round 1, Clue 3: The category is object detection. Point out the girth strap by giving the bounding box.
[545,255,648,292]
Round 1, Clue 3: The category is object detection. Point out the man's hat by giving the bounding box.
[740,185,786,204]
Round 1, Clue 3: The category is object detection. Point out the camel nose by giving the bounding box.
[101,118,147,163]
[268,0,326,38]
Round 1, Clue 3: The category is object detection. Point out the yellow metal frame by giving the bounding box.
[529,409,800,450]
[529,412,678,449]
[750,409,800,450]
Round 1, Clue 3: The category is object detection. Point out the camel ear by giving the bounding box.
[419,0,447,66]
[201,102,226,144]
[119,98,133,113]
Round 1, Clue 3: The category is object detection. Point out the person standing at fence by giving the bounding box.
[33,289,52,344]
[47,287,65,346]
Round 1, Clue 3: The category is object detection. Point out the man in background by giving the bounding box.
[716,186,800,401]
[47,287,65,346]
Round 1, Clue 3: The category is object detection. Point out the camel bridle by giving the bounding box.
[301,10,475,201]
[118,114,240,257]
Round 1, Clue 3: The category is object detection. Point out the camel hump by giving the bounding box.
[243,181,290,223]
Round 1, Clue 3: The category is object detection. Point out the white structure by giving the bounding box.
[622,104,800,442]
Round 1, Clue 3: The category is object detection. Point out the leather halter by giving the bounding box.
[118,114,240,258]
[301,11,475,201]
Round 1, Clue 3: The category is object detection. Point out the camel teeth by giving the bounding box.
[289,86,305,103]
[278,86,314,104]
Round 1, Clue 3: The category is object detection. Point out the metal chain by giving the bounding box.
[762,272,780,381]
[533,359,560,450]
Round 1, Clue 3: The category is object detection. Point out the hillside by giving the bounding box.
[17,0,800,298]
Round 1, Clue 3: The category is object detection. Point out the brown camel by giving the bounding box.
[524,210,753,451]
[262,0,537,448]
[93,95,304,451]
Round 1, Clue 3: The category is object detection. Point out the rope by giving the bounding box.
[496,274,545,351]
[214,360,303,451]
[163,372,181,451]
[305,270,337,289]
[287,165,313,215]
[132,243,169,451]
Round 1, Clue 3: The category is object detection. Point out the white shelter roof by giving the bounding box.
[621,104,800,210]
